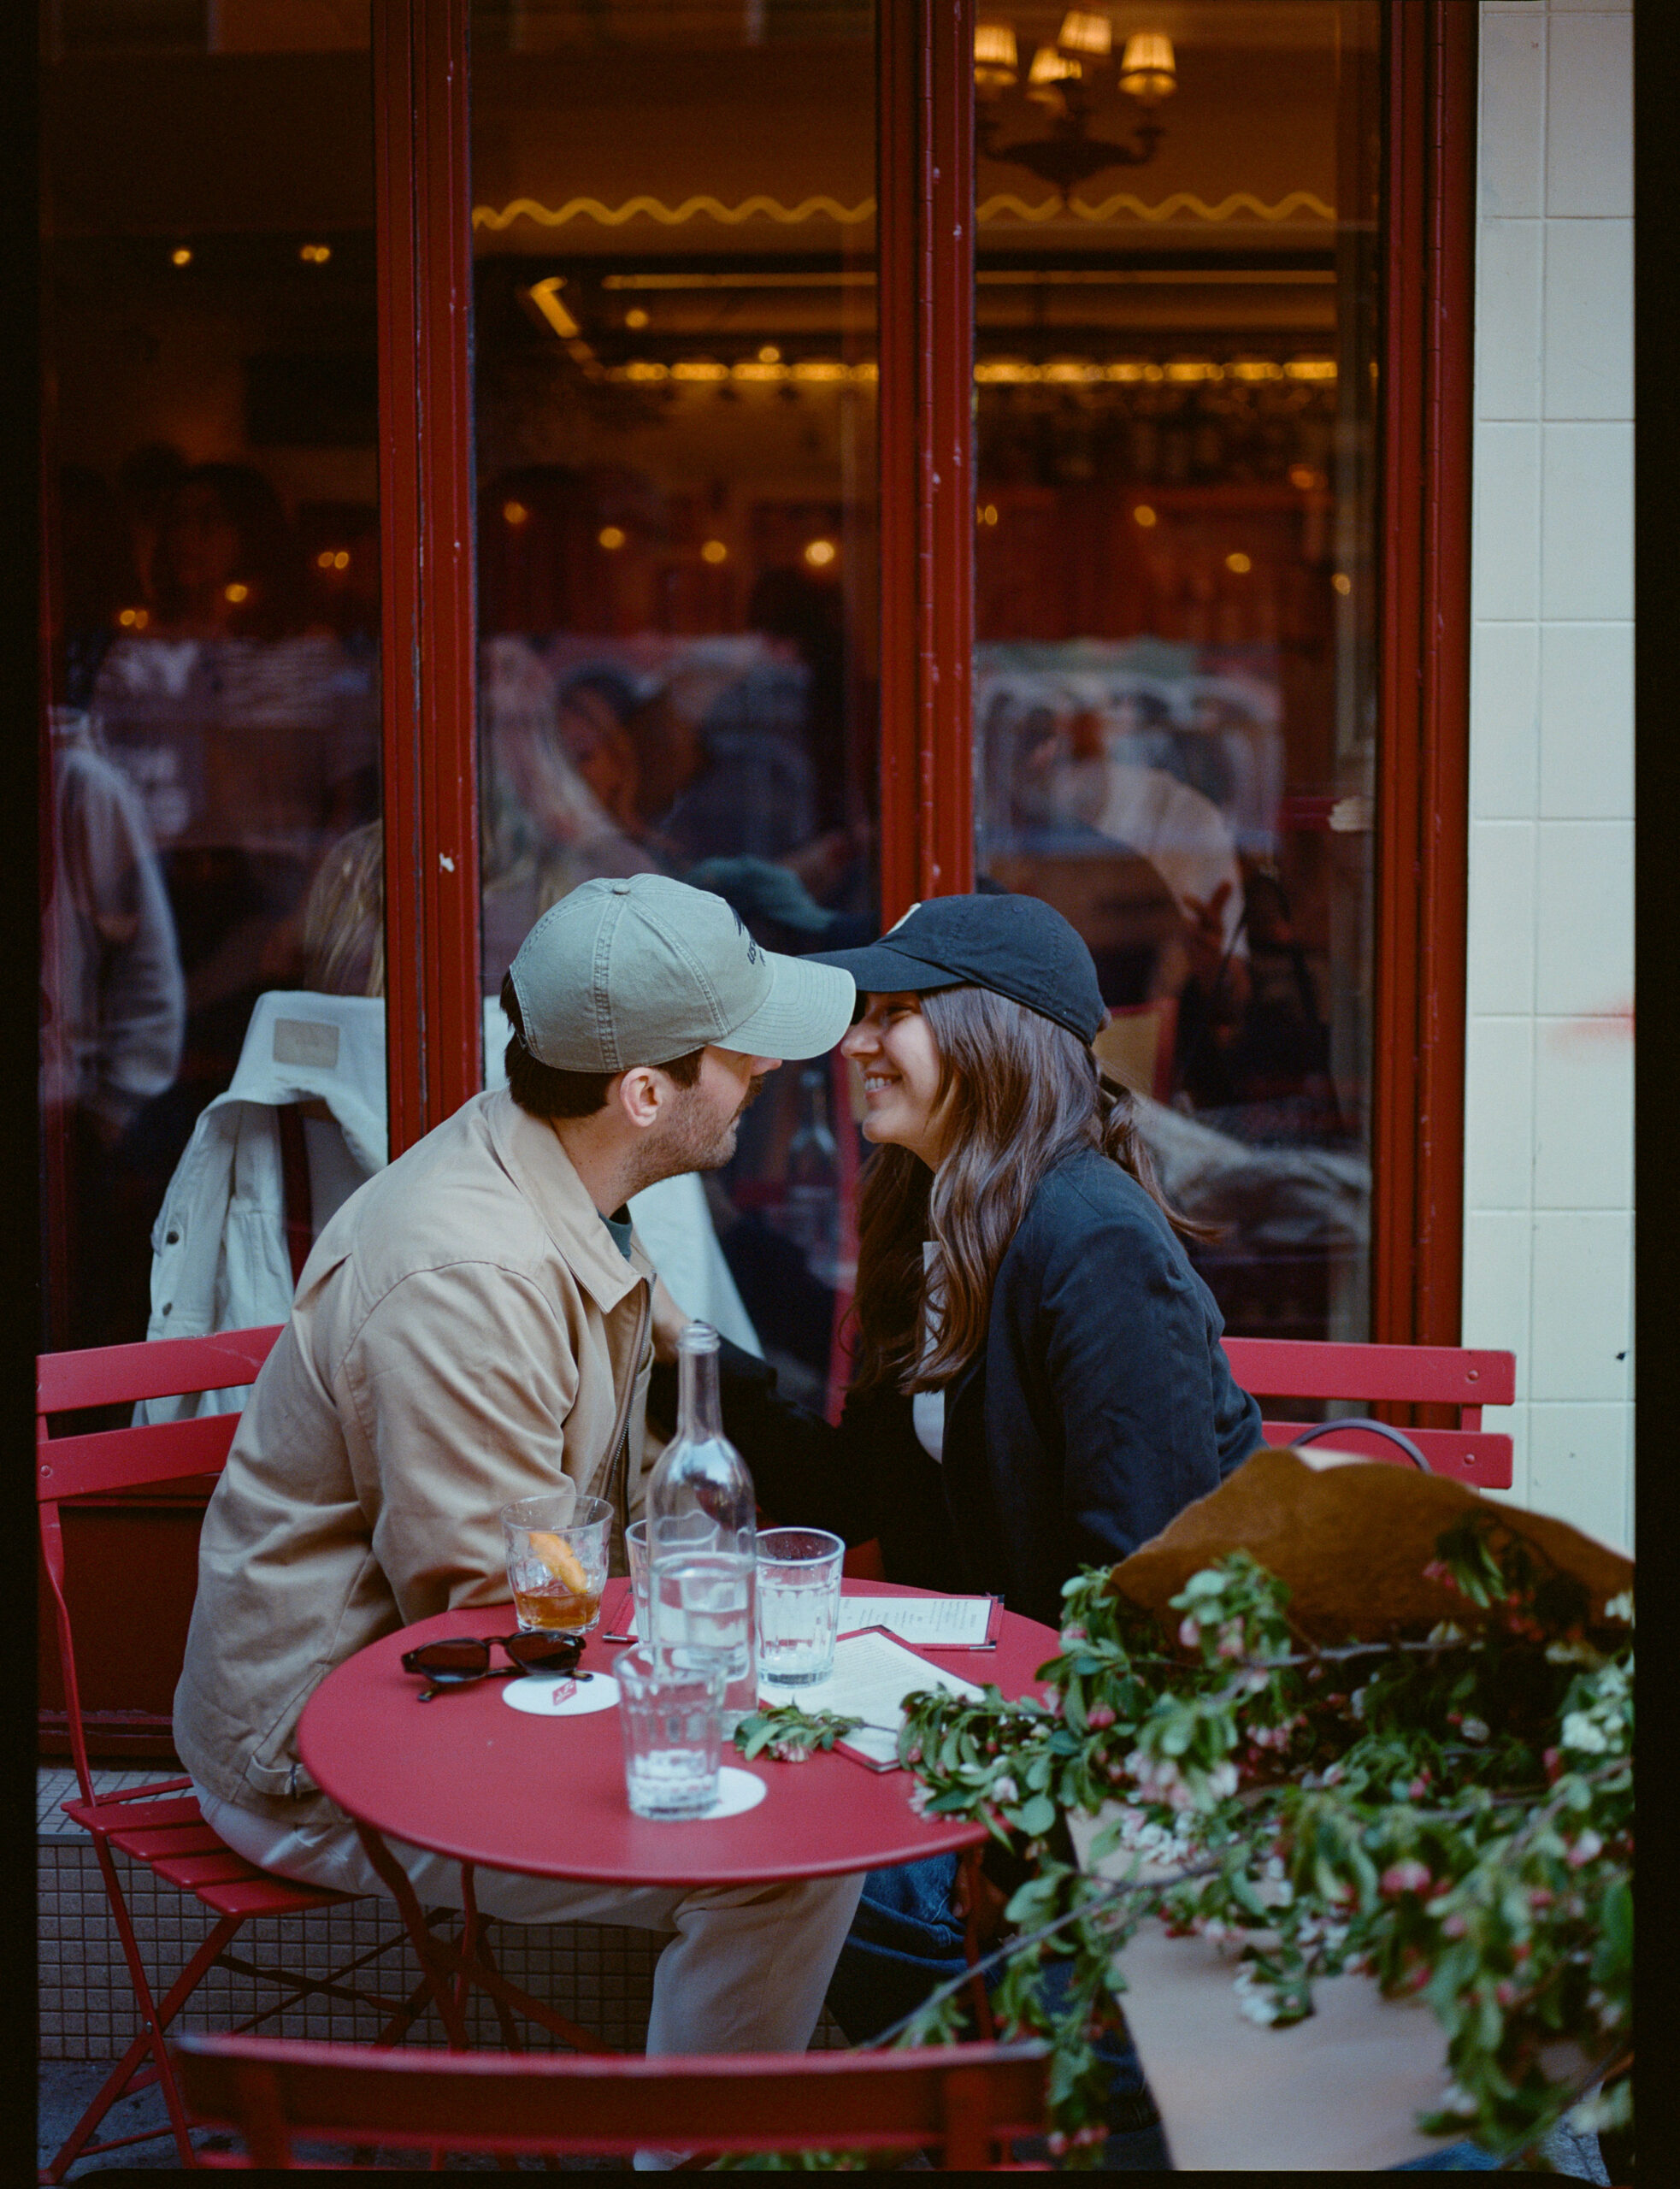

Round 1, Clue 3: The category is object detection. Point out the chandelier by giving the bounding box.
[975,15,1177,198]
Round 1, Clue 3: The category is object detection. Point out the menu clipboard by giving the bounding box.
[602,1584,1003,1652]
[768,1628,986,1774]
[842,1594,1005,1651]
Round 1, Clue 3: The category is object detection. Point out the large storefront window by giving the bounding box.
[38,1,384,1352]
[469,0,879,1410]
[970,2,1381,1342]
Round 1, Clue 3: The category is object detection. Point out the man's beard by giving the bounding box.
[627,1072,771,1196]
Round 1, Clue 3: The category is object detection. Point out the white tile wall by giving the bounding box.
[1469,621,1541,817]
[1467,2,1633,1553]
[1536,622,1634,817]
[1539,425,1633,622]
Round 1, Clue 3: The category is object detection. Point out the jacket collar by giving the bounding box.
[485,1089,653,1314]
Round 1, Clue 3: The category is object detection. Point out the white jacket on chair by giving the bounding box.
[142,991,759,1421]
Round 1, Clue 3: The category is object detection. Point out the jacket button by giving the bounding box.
[165,1230,180,1244]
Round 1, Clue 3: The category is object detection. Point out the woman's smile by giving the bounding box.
[842,993,946,1165]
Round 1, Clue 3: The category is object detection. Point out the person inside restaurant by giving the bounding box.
[651,890,1264,2154]
[170,874,860,2151]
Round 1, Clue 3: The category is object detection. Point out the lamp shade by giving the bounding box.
[1058,9,1112,57]
[1029,42,1081,86]
[974,21,1018,88]
[1118,28,1176,103]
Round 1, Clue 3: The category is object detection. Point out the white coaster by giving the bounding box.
[502,1672,620,1718]
[697,1766,768,1819]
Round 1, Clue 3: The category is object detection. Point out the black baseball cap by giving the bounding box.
[810,894,1107,1046]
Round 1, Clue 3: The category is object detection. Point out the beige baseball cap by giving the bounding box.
[509,874,857,1072]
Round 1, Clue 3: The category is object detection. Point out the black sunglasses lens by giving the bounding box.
[404,1639,491,1680]
[506,1633,582,1672]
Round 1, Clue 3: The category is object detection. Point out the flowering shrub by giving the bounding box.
[884,1515,1632,2168]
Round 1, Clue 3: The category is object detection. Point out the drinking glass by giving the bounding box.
[649,1549,757,1734]
[628,1510,712,1638]
[754,1526,845,1687]
[616,1648,722,1820]
[626,1518,650,1636]
[501,1492,612,1634]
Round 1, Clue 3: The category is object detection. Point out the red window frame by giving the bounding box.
[369,0,1476,1351]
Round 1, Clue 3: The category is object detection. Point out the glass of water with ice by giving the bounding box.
[755,1527,845,1688]
[649,1550,757,1736]
[616,1648,722,1820]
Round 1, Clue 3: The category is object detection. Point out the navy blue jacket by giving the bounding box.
[702,1146,1264,1631]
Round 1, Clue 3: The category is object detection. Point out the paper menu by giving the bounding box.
[607,1591,998,1649]
[767,1630,984,1770]
[840,1595,998,1648]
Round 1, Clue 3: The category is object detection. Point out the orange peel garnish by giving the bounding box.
[527,1530,588,1593]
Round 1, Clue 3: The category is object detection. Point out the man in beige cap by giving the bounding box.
[174,876,858,2136]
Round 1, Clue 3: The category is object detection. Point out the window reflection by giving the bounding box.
[972,1,1380,1344]
[38,6,381,1349]
[472,0,878,1413]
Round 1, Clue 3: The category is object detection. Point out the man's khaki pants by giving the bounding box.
[197,1782,864,2168]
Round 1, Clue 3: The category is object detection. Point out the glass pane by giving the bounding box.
[470,0,879,1413]
[39,1,384,1352]
[971,1,1380,1342]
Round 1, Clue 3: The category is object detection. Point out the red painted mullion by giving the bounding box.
[876,0,976,922]
[1371,0,1476,1351]
[875,0,920,923]
[373,0,481,1156]
[374,0,423,1150]
[922,0,975,900]
[1413,1,1475,1350]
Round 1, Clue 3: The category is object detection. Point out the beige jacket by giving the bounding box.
[173,1089,655,1826]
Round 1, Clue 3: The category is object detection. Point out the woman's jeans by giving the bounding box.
[824,1853,1173,2170]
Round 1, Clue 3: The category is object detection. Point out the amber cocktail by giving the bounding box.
[500,1492,613,1635]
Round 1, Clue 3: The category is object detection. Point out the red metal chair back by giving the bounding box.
[37,1323,446,2183]
[38,1325,285,1806]
[174,2031,1051,2169]
[1222,1335,1516,1487]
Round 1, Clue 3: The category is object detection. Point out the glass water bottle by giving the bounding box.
[643,1321,757,1734]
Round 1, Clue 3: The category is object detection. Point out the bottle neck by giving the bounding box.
[676,1332,724,1443]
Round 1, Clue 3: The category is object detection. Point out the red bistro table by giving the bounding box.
[297,1577,1061,2050]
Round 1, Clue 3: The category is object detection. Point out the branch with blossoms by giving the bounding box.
[885,1518,1631,2167]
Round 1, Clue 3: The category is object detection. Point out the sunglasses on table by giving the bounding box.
[401,1631,591,1702]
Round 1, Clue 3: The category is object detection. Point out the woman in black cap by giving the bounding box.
[652,892,1262,2135]
[681,890,1262,1626]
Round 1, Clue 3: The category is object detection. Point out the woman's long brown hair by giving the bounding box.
[848,985,1205,1398]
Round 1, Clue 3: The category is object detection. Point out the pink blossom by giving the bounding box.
[1529,1887,1553,1910]
[1496,1981,1518,2008]
[1567,1830,1603,1868]
[1380,1860,1432,1898]
[1087,1703,1117,1731]
[1441,1913,1468,1938]
[1060,1626,1087,1648]
[1178,1615,1201,1649]
[905,1744,922,1766]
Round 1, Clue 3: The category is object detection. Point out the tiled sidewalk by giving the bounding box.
[38,1770,1610,2180]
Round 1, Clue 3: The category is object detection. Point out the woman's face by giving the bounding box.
[841,991,946,1167]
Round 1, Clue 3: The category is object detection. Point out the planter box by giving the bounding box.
[1068,1805,1586,2172]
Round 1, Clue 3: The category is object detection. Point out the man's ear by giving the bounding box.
[615,1065,665,1133]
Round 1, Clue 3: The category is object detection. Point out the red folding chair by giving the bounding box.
[174,2029,1052,2170]
[37,1325,444,2180]
[1222,1336,1517,1488]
